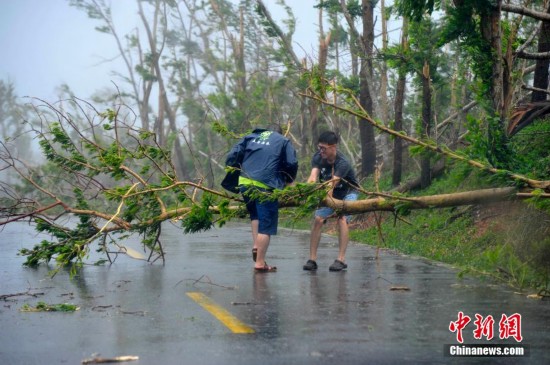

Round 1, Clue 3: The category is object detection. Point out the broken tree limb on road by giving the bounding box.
[317,187,521,214]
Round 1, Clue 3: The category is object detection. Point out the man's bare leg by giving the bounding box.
[336,216,349,262]
[254,233,272,269]
[309,216,324,261]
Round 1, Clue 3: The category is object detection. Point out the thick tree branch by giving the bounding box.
[502,3,550,21]
[300,87,550,191]
[515,50,550,60]
[322,187,520,213]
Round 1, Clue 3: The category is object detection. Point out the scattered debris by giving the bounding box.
[1,289,45,301]
[174,274,237,290]
[113,280,131,288]
[81,355,139,364]
[390,286,411,291]
[91,305,114,312]
[120,310,147,316]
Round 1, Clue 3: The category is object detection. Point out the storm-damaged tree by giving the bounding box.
[1,94,548,274]
[69,0,189,179]
[2,0,549,277]
[337,0,377,178]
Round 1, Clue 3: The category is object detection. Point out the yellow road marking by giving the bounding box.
[186,292,255,334]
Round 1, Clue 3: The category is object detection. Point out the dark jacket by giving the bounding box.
[223,128,298,191]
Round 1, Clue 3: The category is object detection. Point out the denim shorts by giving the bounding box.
[315,191,359,223]
[240,186,279,235]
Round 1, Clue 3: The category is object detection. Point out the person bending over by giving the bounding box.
[224,125,298,272]
[303,131,359,272]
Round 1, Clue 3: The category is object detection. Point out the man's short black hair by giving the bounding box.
[267,124,283,134]
[318,130,339,145]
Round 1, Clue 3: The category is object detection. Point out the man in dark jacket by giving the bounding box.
[224,125,298,272]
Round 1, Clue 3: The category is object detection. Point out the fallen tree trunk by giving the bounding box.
[321,187,521,214]
[394,159,447,193]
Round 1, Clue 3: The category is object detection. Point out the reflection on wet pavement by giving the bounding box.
[0,221,548,364]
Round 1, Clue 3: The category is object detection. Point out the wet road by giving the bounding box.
[1,221,549,364]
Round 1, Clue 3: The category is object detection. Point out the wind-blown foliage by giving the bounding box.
[1,0,550,277]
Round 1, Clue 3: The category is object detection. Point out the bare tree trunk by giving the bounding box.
[379,0,389,125]
[378,0,391,168]
[421,61,432,189]
[480,1,509,165]
[138,0,187,179]
[322,187,521,213]
[392,19,408,187]
[359,0,376,178]
[532,5,550,102]
[311,6,329,144]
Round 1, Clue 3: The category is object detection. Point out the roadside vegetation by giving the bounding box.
[283,120,550,293]
[350,173,549,294]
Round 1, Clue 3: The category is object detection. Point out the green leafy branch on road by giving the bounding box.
[20,301,79,312]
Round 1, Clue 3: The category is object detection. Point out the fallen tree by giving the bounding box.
[0,98,548,272]
[323,187,522,213]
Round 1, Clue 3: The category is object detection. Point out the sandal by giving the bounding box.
[329,259,347,272]
[303,259,318,271]
[254,264,277,272]
[252,248,258,262]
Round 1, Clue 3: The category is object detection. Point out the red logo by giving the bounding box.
[499,313,523,342]
[449,311,471,343]
[450,312,522,343]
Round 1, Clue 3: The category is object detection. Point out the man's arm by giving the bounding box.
[307,168,320,183]
[327,175,342,198]
[282,141,298,183]
[225,138,246,167]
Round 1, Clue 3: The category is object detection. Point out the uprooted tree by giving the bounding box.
[1,90,549,273]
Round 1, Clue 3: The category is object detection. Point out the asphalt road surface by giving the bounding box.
[1,221,548,364]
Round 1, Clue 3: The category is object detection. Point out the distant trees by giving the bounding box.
[0,80,33,162]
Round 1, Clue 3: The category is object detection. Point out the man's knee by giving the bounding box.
[313,216,325,227]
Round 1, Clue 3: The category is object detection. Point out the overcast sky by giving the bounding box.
[0,0,322,102]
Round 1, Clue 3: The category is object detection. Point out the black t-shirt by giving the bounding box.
[311,150,359,199]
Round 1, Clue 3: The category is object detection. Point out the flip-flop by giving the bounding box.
[254,264,277,272]
[252,248,257,262]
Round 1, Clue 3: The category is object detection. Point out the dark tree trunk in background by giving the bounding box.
[392,19,408,187]
[532,6,550,102]
[359,0,376,178]
[421,61,432,189]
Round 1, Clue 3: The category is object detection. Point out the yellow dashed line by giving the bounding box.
[186,292,255,334]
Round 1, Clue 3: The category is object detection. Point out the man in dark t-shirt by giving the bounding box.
[303,131,359,272]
